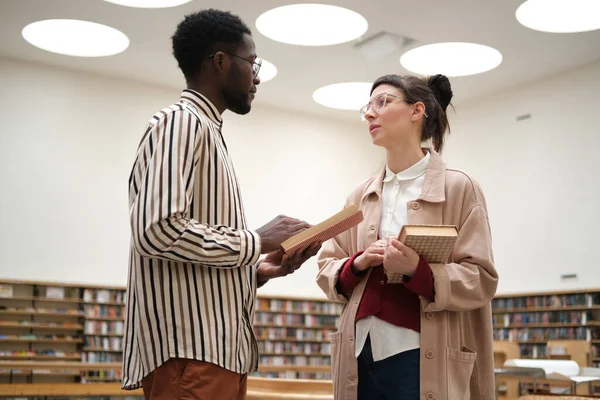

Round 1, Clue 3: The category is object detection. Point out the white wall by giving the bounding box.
[2,55,599,298]
[0,57,383,298]
[444,61,600,295]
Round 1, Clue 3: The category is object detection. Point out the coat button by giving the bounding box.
[427,392,435,400]
[380,280,385,285]
[426,312,434,320]
[426,350,435,359]
[411,202,420,210]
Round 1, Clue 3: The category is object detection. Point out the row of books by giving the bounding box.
[258,341,331,355]
[0,307,83,315]
[492,294,597,310]
[0,320,81,328]
[0,369,80,375]
[254,312,337,327]
[84,321,124,335]
[253,371,331,380]
[84,304,123,318]
[519,344,548,358]
[83,289,125,304]
[493,327,589,341]
[259,355,331,366]
[493,311,590,325]
[81,351,123,363]
[84,336,123,351]
[0,350,79,358]
[0,334,78,341]
[80,370,121,383]
[256,299,343,315]
[254,327,334,341]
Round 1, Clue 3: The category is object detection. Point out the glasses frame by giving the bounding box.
[359,92,428,121]
[208,52,262,77]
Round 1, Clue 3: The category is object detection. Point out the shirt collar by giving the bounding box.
[180,89,223,126]
[383,151,431,183]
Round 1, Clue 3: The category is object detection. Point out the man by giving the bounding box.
[122,9,319,399]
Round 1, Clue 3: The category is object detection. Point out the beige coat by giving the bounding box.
[316,150,498,400]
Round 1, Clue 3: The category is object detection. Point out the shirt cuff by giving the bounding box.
[403,257,435,300]
[336,251,365,295]
[239,230,262,267]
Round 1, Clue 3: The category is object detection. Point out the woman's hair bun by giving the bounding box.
[427,74,453,111]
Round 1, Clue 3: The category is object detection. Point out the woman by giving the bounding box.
[316,74,498,400]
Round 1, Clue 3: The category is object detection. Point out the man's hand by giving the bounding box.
[256,242,321,286]
[383,237,420,277]
[256,215,311,254]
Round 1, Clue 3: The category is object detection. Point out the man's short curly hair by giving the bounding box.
[172,9,251,79]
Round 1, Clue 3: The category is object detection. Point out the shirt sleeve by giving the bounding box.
[129,107,261,267]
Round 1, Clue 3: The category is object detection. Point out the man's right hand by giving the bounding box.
[256,215,311,254]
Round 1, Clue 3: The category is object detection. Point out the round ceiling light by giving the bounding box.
[400,42,502,77]
[516,0,600,33]
[258,59,278,83]
[103,0,193,8]
[313,82,372,111]
[256,4,368,46]
[22,19,129,57]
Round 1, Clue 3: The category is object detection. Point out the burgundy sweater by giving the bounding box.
[336,251,435,332]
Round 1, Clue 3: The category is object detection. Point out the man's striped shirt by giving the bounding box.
[122,89,262,389]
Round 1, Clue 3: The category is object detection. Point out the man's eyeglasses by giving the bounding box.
[209,52,262,77]
[359,92,416,122]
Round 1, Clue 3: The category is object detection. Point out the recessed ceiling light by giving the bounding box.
[516,0,600,33]
[258,59,278,83]
[103,0,193,8]
[400,42,502,77]
[256,4,368,46]
[22,19,129,57]
[313,82,372,110]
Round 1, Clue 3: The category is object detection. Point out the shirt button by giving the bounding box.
[427,392,435,400]
[348,377,357,383]
[426,350,435,359]
[380,280,385,285]
[426,312,434,320]
[369,225,376,231]
[411,202,421,210]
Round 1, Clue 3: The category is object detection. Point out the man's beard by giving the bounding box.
[224,87,251,115]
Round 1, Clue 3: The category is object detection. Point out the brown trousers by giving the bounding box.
[142,358,247,400]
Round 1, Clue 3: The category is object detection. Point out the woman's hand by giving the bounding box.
[353,239,387,273]
[383,237,420,277]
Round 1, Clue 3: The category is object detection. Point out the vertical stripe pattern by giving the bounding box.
[122,90,261,390]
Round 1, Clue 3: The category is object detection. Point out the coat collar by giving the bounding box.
[362,148,447,203]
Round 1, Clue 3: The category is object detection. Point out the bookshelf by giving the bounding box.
[253,295,342,380]
[0,279,125,384]
[492,288,600,367]
[1,279,341,385]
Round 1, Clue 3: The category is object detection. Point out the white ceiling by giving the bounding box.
[1,0,600,122]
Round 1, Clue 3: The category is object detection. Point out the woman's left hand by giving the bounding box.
[383,237,420,277]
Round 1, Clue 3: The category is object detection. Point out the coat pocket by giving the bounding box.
[447,346,477,400]
[329,331,342,399]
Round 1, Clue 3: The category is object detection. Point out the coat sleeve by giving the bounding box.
[422,184,498,313]
[316,199,358,304]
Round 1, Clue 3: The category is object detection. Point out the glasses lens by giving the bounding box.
[254,59,262,77]
[359,105,369,121]
[373,94,387,112]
